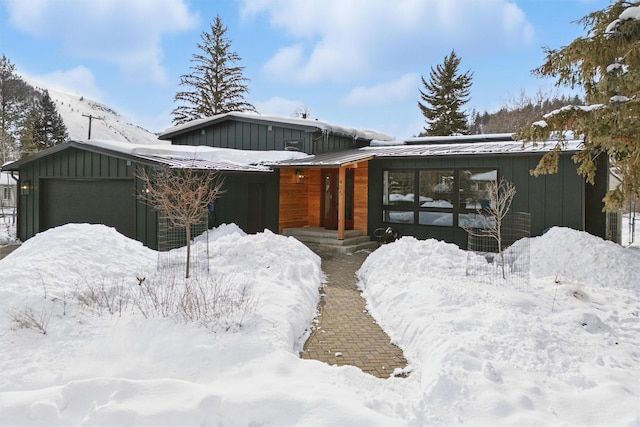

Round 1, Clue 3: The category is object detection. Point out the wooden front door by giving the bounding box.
[320,169,354,230]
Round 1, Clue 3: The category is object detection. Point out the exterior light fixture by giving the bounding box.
[296,169,305,184]
[20,180,30,196]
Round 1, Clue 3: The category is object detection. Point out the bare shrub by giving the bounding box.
[10,306,52,334]
[178,276,255,331]
[73,273,255,331]
[133,275,255,331]
[75,279,130,317]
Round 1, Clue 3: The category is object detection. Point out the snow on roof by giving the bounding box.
[362,139,584,157]
[405,133,515,144]
[159,111,394,142]
[77,139,310,172]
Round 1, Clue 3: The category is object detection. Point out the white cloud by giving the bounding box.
[342,73,419,106]
[254,96,305,117]
[241,0,535,84]
[4,0,199,85]
[25,66,104,101]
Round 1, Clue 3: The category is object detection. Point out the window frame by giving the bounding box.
[381,167,499,228]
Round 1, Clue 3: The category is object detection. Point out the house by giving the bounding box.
[2,112,609,252]
[1,166,17,222]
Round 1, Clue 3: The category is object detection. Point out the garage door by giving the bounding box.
[41,179,135,238]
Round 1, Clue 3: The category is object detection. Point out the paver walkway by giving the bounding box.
[300,250,408,378]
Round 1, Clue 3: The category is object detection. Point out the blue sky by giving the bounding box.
[0,0,609,139]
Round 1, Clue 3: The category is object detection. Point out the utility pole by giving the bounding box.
[82,114,103,139]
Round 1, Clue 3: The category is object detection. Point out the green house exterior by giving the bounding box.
[366,145,608,248]
[2,112,610,251]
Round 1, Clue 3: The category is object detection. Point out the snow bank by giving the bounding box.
[358,232,639,425]
[526,226,640,290]
[1,224,638,425]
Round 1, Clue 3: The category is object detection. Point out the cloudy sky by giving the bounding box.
[0,0,608,139]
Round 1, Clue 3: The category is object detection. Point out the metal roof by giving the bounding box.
[0,141,272,173]
[270,150,374,168]
[135,155,271,172]
[159,111,394,141]
[361,140,584,157]
[404,133,515,145]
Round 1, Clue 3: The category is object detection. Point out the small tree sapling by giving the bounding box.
[137,165,224,278]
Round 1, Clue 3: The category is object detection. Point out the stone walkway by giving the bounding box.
[300,250,408,378]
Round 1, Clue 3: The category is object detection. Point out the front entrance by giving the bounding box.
[320,169,354,230]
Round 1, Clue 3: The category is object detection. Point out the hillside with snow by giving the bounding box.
[25,78,162,145]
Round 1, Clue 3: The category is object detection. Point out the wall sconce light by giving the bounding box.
[20,180,30,196]
[141,185,151,195]
[295,169,305,184]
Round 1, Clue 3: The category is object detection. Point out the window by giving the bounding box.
[2,187,11,202]
[284,140,302,151]
[418,170,454,226]
[382,168,498,227]
[383,170,415,223]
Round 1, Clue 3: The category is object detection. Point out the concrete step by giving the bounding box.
[282,227,363,239]
[282,227,379,254]
[290,234,373,246]
[304,240,380,254]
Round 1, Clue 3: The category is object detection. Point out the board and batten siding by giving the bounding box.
[169,119,370,154]
[367,152,603,249]
[15,147,158,248]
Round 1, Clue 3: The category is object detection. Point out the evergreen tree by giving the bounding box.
[39,90,68,148]
[172,15,257,125]
[18,89,68,157]
[516,1,640,210]
[418,50,473,136]
[18,108,43,157]
[0,54,32,164]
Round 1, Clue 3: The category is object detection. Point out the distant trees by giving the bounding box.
[516,1,640,211]
[418,50,473,136]
[469,90,583,134]
[0,55,31,164]
[0,55,67,161]
[292,104,312,119]
[172,15,257,125]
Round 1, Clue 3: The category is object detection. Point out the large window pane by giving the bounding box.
[419,170,454,208]
[384,210,415,224]
[459,212,495,228]
[459,169,497,210]
[419,211,453,226]
[383,170,414,205]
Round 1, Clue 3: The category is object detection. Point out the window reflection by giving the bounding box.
[382,168,498,228]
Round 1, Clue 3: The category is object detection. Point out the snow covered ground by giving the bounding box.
[0,222,638,426]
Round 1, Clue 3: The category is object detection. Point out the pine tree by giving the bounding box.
[516,1,640,210]
[172,15,257,125]
[39,90,68,148]
[18,89,68,157]
[418,50,473,136]
[18,108,42,157]
[0,55,32,164]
